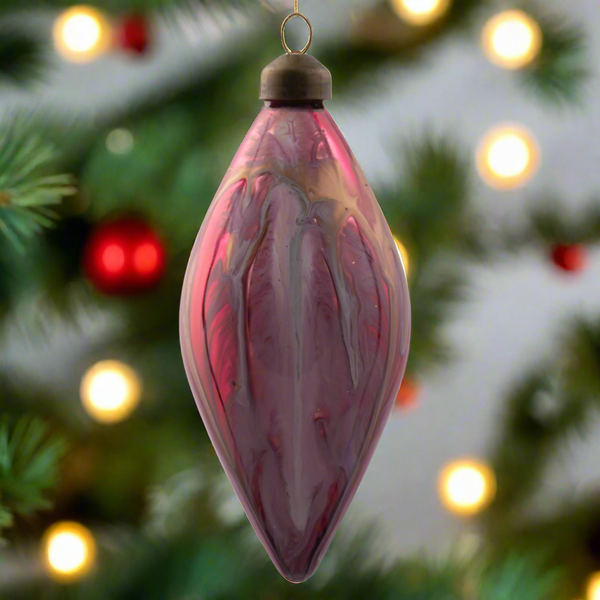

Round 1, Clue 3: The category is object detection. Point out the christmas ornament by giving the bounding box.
[180,2,410,584]
[42,521,96,582]
[438,459,496,516]
[551,243,586,273]
[476,124,540,190]
[83,216,166,295]
[118,14,151,55]
[80,360,142,424]
[395,378,419,409]
[482,10,542,71]
[390,0,451,27]
[53,6,112,63]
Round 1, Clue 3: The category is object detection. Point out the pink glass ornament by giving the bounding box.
[180,98,410,581]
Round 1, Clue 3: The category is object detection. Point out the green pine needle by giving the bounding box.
[519,8,588,106]
[476,553,563,600]
[0,122,76,252]
[502,196,600,251]
[487,315,600,538]
[381,135,472,261]
[0,415,66,532]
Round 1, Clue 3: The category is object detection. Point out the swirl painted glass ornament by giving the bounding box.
[180,11,410,584]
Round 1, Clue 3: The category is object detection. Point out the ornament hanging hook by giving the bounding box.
[281,1,313,55]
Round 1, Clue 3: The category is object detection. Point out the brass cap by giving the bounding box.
[260,53,332,101]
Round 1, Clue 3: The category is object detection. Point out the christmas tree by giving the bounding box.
[0,0,597,598]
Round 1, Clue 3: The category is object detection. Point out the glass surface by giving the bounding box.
[180,104,411,583]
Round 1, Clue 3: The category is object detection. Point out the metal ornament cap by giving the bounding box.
[260,53,332,101]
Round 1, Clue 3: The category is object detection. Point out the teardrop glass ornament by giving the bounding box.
[180,52,410,583]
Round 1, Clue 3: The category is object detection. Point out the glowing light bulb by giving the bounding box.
[394,238,410,277]
[477,125,540,190]
[106,129,134,155]
[42,522,96,582]
[102,244,126,273]
[53,6,111,63]
[438,459,496,516]
[81,360,142,423]
[390,0,451,26]
[482,10,542,70]
[133,243,160,275]
[587,572,600,600]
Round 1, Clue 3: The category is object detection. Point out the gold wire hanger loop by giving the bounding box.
[281,1,313,55]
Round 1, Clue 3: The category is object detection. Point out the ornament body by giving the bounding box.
[551,243,586,273]
[180,103,410,582]
[83,216,165,295]
[119,14,150,54]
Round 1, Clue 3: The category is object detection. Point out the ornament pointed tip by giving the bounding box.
[277,563,317,585]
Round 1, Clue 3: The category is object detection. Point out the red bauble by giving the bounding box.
[395,379,419,410]
[551,244,586,273]
[83,217,166,295]
[118,14,150,55]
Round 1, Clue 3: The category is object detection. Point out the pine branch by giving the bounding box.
[476,553,563,600]
[0,416,66,535]
[376,136,477,375]
[407,264,469,376]
[486,317,600,523]
[518,5,588,107]
[380,136,473,261]
[0,121,76,253]
[500,196,600,255]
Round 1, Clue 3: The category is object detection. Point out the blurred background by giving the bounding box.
[1,0,600,598]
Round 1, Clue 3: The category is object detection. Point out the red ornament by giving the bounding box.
[83,217,166,295]
[395,379,419,410]
[118,14,150,55]
[551,244,586,273]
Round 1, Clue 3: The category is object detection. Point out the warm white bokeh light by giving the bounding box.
[53,6,111,63]
[487,134,530,179]
[482,10,542,70]
[477,125,540,190]
[106,129,135,155]
[390,0,451,26]
[438,459,496,516]
[394,237,410,277]
[81,360,142,423]
[42,522,96,582]
[587,572,600,600]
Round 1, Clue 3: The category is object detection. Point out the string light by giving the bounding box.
[482,10,542,70]
[438,459,496,516]
[477,125,540,190]
[587,572,600,600]
[390,0,451,26]
[42,522,96,582]
[106,129,134,155]
[80,360,142,423]
[53,6,112,63]
[394,237,410,277]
